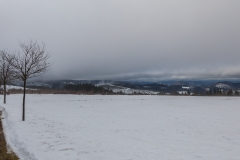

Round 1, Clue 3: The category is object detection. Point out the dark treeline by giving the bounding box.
[63,84,115,95]
[205,89,239,96]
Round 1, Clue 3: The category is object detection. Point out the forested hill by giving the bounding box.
[63,84,114,94]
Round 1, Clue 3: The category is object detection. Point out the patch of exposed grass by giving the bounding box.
[0,111,19,160]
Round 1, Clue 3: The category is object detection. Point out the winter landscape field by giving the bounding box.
[1,94,240,160]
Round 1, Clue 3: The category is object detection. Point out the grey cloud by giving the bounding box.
[1,1,240,81]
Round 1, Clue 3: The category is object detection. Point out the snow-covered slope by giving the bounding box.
[112,87,159,95]
[97,83,159,95]
[1,95,240,160]
[0,85,34,91]
[0,85,24,91]
[27,82,52,88]
[215,83,231,89]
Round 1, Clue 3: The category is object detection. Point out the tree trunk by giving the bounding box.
[22,80,26,121]
[3,80,6,104]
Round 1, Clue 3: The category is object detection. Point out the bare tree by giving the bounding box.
[0,50,15,104]
[13,41,51,121]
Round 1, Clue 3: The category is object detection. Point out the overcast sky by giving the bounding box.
[1,0,240,81]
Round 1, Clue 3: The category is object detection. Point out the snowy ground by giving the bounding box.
[1,95,240,160]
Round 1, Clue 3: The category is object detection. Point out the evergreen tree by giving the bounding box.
[217,89,222,95]
[235,90,239,95]
[209,90,212,95]
[227,89,233,96]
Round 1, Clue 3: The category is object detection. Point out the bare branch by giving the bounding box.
[0,50,16,104]
[0,50,16,82]
[13,40,51,81]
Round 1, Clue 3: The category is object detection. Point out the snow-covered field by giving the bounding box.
[1,95,240,160]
